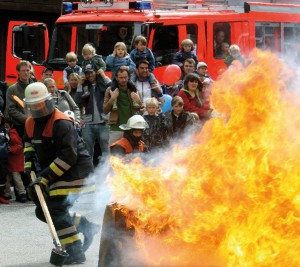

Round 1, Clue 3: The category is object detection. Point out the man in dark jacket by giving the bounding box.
[23,82,97,265]
[5,60,35,138]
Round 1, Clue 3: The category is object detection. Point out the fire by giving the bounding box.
[108,49,300,266]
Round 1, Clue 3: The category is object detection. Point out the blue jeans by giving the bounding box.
[82,123,110,162]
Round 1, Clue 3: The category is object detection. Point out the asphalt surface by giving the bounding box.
[0,185,110,267]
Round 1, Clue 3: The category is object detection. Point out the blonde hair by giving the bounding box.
[82,43,96,57]
[145,97,159,108]
[229,44,240,54]
[65,52,78,62]
[68,72,81,82]
[181,39,194,51]
[114,42,127,56]
[43,77,56,88]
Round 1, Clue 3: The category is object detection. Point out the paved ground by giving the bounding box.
[0,182,110,267]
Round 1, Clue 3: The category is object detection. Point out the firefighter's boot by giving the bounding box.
[64,241,86,265]
[76,215,100,252]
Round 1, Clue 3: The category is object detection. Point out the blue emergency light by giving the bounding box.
[129,1,152,10]
[62,2,73,14]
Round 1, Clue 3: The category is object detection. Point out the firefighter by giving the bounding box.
[23,82,97,264]
[110,114,148,155]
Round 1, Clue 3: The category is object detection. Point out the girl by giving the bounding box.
[105,42,136,79]
[177,73,211,120]
[106,42,138,109]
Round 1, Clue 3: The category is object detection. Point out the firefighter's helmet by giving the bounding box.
[24,82,54,118]
[119,115,148,130]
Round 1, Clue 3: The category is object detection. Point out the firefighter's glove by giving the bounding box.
[28,177,49,202]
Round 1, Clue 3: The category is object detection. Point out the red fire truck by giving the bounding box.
[1,1,60,85]
[5,0,300,88]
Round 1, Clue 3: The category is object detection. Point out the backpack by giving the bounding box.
[0,128,9,159]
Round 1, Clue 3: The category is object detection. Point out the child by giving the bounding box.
[106,42,136,78]
[196,61,213,84]
[224,44,245,67]
[106,42,138,110]
[0,112,9,204]
[215,42,230,59]
[165,96,198,139]
[81,43,106,98]
[130,35,156,72]
[4,116,27,203]
[173,39,198,68]
[141,98,168,151]
[63,52,82,92]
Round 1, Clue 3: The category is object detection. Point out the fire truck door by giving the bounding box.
[6,21,49,85]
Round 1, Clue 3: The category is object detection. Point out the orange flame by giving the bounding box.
[108,49,300,266]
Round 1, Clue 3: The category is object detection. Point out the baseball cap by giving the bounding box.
[197,62,208,69]
[84,64,95,73]
[42,67,54,74]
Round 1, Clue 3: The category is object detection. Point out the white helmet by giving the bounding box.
[24,82,51,104]
[24,82,54,118]
[119,115,149,130]
[197,61,208,69]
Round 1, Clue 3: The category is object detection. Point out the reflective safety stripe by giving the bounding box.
[54,158,71,171]
[50,162,64,177]
[24,142,34,148]
[31,140,43,144]
[24,146,35,152]
[49,185,96,197]
[40,177,49,186]
[57,226,77,236]
[25,162,32,168]
[74,214,81,228]
[50,179,87,188]
[60,233,81,245]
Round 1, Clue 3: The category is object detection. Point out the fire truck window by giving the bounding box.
[284,23,300,60]
[97,26,133,59]
[152,26,179,66]
[49,26,72,62]
[187,24,198,53]
[12,26,45,64]
[76,26,101,62]
[255,22,281,53]
[213,22,250,58]
[213,23,231,58]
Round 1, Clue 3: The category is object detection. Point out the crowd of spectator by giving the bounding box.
[0,33,245,204]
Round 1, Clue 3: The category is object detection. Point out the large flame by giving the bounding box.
[108,50,300,266]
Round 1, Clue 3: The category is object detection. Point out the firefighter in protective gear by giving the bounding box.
[23,82,98,264]
[110,114,148,155]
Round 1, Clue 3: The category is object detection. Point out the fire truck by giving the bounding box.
[0,1,60,85]
[40,0,300,88]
